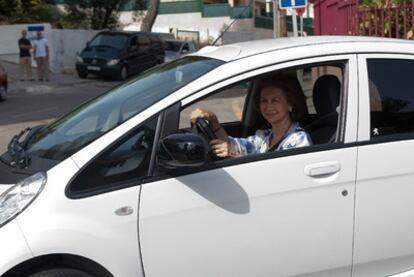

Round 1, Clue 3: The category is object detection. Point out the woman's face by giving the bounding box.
[259,86,292,126]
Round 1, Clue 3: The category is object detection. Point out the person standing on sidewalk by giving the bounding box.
[33,31,50,81]
[18,30,34,81]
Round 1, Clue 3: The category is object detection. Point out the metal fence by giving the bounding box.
[353,0,414,39]
[314,0,414,39]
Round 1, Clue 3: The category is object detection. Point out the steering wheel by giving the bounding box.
[191,118,217,142]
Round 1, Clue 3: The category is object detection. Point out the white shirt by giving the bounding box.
[33,38,48,57]
[228,122,312,156]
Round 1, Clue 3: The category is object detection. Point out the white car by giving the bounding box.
[1,36,414,277]
[164,40,197,62]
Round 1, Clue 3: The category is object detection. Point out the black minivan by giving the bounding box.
[76,31,165,80]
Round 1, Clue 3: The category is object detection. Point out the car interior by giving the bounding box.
[177,61,345,154]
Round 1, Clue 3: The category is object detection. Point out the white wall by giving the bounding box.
[152,13,234,43]
[52,29,98,72]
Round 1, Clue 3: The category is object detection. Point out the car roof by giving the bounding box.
[194,36,414,62]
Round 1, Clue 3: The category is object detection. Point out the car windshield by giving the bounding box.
[25,57,224,162]
[165,41,182,52]
[89,33,129,50]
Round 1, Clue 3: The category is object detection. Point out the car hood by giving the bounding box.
[0,152,58,185]
[164,51,180,61]
[81,46,122,60]
[0,159,32,185]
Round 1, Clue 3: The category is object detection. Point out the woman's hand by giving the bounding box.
[189,108,219,129]
[210,139,230,158]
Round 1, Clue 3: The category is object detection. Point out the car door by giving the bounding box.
[137,34,154,71]
[126,36,140,74]
[139,55,359,277]
[353,54,414,277]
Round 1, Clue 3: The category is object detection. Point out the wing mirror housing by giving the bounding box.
[157,133,209,169]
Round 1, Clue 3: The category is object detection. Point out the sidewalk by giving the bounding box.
[1,59,93,95]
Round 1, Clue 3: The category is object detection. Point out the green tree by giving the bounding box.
[64,0,144,29]
[0,0,53,24]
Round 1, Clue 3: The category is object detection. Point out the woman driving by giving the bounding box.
[190,75,312,158]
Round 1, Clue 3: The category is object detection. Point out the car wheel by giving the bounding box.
[78,72,88,79]
[28,268,93,277]
[118,66,128,81]
[0,85,7,101]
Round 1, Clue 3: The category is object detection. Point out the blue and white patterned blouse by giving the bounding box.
[228,122,312,156]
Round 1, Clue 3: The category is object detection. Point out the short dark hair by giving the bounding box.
[254,74,307,122]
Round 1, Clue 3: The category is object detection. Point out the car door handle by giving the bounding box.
[305,161,341,177]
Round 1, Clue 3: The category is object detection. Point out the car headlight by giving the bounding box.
[107,59,119,66]
[76,55,83,63]
[0,172,47,228]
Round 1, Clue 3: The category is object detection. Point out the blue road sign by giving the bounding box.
[28,25,45,32]
[279,0,307,9]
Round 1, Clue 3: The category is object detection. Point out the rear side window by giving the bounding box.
[138,35,151,49]
[368,59,414,138]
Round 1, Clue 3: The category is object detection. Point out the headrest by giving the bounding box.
[312,75,340,117]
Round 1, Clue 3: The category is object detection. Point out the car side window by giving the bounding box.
[368,59,414,138]
[179,62,345,147]
[129,36,138,51]
[179,80,250,129]
[138,35,151,50]
[68,115,158,196]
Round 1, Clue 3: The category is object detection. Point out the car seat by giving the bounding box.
[305,75,340,144]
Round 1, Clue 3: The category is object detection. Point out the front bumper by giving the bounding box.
[76,62,121,77]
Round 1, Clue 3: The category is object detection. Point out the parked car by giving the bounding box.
[1,36,414,277]
[76,31,165,80]
[164,39,197,62]
[0,64,8,101]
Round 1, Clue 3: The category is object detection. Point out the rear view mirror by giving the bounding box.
[157,133,209,169]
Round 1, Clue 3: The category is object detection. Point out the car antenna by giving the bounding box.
[211,0,253,46]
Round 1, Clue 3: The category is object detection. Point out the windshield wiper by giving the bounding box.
[7,127,32,169]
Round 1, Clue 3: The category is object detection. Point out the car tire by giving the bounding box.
[0,85,7,102]
[118,66,128,81]
[78,72,88,79]
[28,268,93,277]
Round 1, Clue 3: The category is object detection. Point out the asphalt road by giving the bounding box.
[0,61,119,152]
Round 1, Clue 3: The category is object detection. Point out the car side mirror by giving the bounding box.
[86,41,90,48]
[157,133,209,169]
